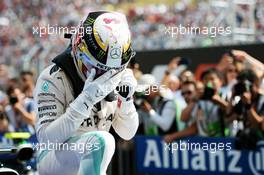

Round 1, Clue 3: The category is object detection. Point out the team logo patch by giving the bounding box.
[41,81,49,92]
[110,48,121,59]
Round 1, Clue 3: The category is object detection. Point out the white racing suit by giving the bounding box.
[34,63,139,175]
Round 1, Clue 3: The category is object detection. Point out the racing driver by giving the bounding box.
[34,11,139,175]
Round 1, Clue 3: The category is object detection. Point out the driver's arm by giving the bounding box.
[34,66,89,144]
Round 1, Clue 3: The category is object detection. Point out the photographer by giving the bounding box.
[227,70,264,149]
[190,68,228,136]
[180,81,200,125]
[217,50,264,102]
[20,71,35,98]
[164,68,228,143]
[218,56,240,102]
[5,87,35,134]
[136,74,185,135]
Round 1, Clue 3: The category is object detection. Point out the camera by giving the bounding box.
[9,96,18,105]
[233,80,251,96]
[232,80,252,115]
[201,82,215,100]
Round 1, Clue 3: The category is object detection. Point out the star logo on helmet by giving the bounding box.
[110,48,121,59]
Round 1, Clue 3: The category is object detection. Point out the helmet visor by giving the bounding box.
[77,50,108,79]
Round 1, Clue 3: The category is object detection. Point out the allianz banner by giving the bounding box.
[135,136,264,175]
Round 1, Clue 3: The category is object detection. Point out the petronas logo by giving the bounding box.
[41,81,49,92]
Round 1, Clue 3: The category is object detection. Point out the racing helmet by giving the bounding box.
[71,11,135,81]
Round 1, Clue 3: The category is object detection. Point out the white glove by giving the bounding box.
[116,69,137,116]
[70,68,123,118]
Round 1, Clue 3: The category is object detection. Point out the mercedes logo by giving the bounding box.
[110,48,121,59]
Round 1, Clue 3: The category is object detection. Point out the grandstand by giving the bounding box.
[0,0,263,73]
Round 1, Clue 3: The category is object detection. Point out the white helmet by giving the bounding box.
[71,11,135,80]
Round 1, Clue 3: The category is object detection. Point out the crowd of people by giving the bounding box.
[131,49,264,149]
[0,46,264,175]
[1,43,264,175]
[0,69,36,140]
[0,0,264,70]
[129,0,264,50]
[0,47,264,149]
[0,1,263,174]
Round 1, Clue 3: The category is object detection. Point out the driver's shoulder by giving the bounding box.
[35,64,68,93]
[39,64,64,79]
[39,64,68,81]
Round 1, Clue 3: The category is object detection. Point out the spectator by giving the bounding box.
[20,71,35,98]
[161,74,183,101]
[216,50,264,102]
[180,81,198,125]
[136,74,185,136]
[179,70,195,83]
[227,70,264,137]
[5,86,35,134]
[220,62,238,101]
[164,68,229,142]
[162,74,180,92]
[0,0,263,71]
[195,81,205,99]
[164,74,188,122]
[229,70,264,149]
[6,78,19,90]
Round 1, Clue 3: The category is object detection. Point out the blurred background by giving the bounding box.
[0,0,264,175]
[0,0,263,74]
